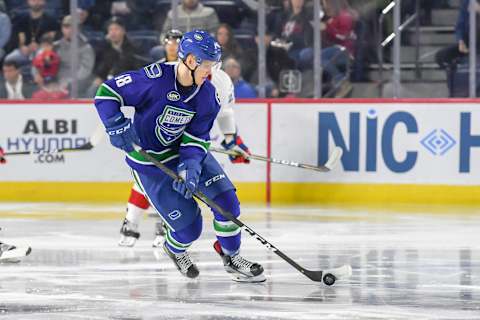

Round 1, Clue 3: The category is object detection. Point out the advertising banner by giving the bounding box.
[271,102,480,185]
[0,103,267,183]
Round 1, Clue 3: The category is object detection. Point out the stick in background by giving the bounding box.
[3,124,105,156]
[210,146,343,172]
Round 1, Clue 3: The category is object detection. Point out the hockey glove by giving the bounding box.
[105,113,140,153]
[0,147,6,164]
[172,160,202,199]
[221,133,251,164]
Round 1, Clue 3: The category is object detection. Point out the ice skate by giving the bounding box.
[213,241,266,283]
[0,242,32,262]
[118,218,140,247]
[163,242,199,279]
[152,220,166,248]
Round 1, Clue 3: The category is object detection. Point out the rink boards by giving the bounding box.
[1,99,480,205]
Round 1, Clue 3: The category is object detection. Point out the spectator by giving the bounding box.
[54,15,95,97]
[216,23,242,61]
[0,60,35,99]
[77,0,111,32]
[347,0,377,82]
[150,29,183,62]
[110,0,155,30]
[247,33,294,97]
[5,0,59,66]
[320,0,355,96]
[215,23,255,80]
[31,37,68,99]
[299,44,351,97]
[321,0,357,57]
[88,16,142,96]
[436,0,480,71]
[267,0,290,36]
[161,0,220,37]
[0,1,11,61]
[224,57,257,98]
[273,0,313,70]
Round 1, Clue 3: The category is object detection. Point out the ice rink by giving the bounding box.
[1,202,479,320]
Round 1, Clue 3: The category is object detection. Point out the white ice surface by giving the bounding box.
[0,203,479,319]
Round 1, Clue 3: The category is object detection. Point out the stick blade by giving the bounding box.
[303,269,325,282]
[324,147,343,170]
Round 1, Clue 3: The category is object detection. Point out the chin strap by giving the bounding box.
[182,59,198,86]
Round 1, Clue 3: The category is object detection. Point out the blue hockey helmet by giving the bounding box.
[178,30,222,65]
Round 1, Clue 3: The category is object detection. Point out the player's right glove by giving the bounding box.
[104,113,140,153]
[172,159,202,199]
[221,133,251,164]
[0,147,6,164]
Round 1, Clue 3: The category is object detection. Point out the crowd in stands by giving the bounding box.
[0,0,469,100]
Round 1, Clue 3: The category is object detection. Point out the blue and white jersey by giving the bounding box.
[94,62,220,173]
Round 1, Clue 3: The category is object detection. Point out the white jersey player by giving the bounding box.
[0,227,31,262]
[0,241,31,262]
[0,152,32,262]
[118,30,251,247]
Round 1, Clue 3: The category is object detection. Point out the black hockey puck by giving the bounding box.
[323,273,336,286]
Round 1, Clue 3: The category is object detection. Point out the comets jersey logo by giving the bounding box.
[155,106,195,146]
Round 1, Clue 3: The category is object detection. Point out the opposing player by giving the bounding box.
[0,240,32,262]
[0,150,32,262]
[118,29,250,248]
[94,30,264,282]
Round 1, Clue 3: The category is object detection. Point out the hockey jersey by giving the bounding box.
[210,67,236,135]
[94,61,220,173]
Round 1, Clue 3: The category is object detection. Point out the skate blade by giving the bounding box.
[230,273,266,283]
[324,265,352,280]
[0,246,32,262]
[118,236,137,247]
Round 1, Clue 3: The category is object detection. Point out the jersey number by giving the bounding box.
[115,74,132,87]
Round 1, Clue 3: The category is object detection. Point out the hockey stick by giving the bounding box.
[135,146,351,285]
[210,146,343,172]
[3,125,105,156]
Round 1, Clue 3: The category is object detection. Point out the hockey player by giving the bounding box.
[0,151,31,262]
[0,228,31,262]
[118,29,250,248]
[94,30,264,282]
[0,241,32,262]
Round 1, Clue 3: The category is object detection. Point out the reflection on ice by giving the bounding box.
[0,204,479,319]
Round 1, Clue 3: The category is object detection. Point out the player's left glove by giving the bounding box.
[172,159,202,199]
[0,147,6,164]
[221,133,251,164]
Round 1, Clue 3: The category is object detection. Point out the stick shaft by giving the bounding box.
[3,124,105,157]
[210,146,331,172]
[4,142,93,156]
